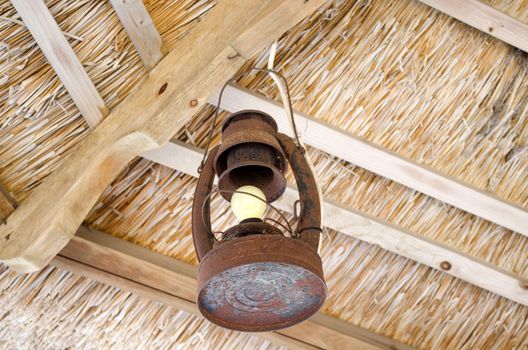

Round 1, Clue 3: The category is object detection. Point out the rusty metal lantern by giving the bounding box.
[192,69,326,332]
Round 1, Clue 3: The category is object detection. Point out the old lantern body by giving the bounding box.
[192,109,326,332]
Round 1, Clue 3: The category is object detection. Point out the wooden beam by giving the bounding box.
[56,227,411,350]
[417,0,528,53]
[109,0,166,70]
[0,0,327,272]
[143,141,528,306]
[10,0,109,127]
[209,85,528,237]
[0,187,391,349]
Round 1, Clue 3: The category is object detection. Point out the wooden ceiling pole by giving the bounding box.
[417,0,528,53]
[10,0,109,127]
[0,0,328,272]
[212,85,528,237]
[144,141,528,307]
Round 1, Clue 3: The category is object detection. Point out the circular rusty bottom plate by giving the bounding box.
[197,235,326,332]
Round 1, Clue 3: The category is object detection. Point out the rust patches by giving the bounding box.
[200,263,323,329]
[192,110,325,331]
[277,133,322,250]
[221,221,282,242]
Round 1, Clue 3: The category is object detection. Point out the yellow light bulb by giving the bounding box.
[231,185,267,222]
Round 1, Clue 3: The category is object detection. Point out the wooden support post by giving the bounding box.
[10,0,109,127]
[0,0,328,272]
[109,0,166,70]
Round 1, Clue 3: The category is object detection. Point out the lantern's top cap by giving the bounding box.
[221,110,278,133]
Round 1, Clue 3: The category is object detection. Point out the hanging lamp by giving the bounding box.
[191,68,326,332]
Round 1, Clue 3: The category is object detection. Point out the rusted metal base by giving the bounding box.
[197,234,326,332]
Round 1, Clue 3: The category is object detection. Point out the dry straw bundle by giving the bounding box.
[1,0,528,348]
[0,265,284,350]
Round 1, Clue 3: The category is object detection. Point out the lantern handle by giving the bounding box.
[199,68,303,174]
[192,146,219,261]
[277,133,323,252]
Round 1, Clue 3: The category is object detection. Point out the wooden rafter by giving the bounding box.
[10,0,108,127]
[418,0,528,53]
[0,0,328,272]
[211,85,528,237]
[109,0,166,70]
[143,141,528,306]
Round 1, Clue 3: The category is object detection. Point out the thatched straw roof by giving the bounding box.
[1,0,527,348]
[0,265,284,349]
